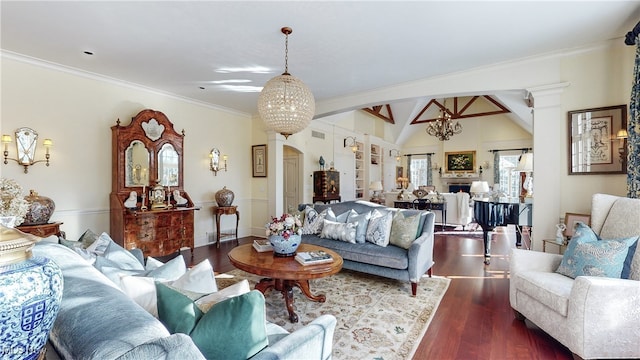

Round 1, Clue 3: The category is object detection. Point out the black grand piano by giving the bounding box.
[473,200,532,265]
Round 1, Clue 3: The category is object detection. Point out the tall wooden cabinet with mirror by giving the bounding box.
[110,109,198,258]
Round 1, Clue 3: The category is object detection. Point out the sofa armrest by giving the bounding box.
[566,276,640,358]
[251,314,337,360]
[407,212,436,282]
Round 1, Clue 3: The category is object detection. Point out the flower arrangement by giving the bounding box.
[265,213,302,239]
[0,178,29,226]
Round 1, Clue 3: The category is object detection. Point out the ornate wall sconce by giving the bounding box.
[343,136,358,153]
[2,127,52,173]
[209,148,228,175]
[389,149,401,161]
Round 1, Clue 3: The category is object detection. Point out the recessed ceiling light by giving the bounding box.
[219,85,263,93]
[216,66,271,74]
[210,79,251,84]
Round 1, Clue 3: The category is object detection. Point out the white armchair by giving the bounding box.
[510,193,640,359]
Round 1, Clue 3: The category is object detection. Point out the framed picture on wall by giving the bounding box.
[563,213,591,238]
[567,105,627,175]
[252,144,267,177]
[445,151,476,172]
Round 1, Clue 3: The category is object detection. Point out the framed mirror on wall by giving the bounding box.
[568,104,627,175]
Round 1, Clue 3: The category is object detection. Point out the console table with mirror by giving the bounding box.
[110,109,199,258]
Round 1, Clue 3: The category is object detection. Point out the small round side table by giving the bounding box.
[212,206,239,248]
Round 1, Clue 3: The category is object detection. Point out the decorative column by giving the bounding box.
[527,83,570,251]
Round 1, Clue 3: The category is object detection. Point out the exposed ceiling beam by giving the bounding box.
[361,104,395,124]
[409,96,511,124]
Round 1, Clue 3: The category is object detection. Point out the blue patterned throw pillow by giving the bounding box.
[556,222,638,279]
[365,209,393,247]
[347,209,371,244]
[301,207,328,235]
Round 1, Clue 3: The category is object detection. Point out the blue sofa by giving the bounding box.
[298,200,435,296]
[34,242,336,360]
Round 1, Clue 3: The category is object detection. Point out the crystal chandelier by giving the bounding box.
[425,100,462,141]
[258,27,315,139]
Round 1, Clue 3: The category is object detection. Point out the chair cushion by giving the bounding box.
[513,271,573,316]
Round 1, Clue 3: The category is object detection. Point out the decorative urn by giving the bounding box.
[22,190,55,226]
[269,234,301,257]
[0,226,63,360]
[215,186,235,207]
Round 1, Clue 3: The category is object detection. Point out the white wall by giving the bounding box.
[2,37,634,251]
[1,56,252,247]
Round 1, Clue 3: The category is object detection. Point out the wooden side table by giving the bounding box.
[17,222,64,238]
[212,206,239,248]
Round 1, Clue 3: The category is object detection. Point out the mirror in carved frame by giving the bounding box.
[125,140,150,186]
[158,143,179,186]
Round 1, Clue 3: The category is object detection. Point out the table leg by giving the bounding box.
[293,279,326,302]
[215,214,221,248]
[483,229,492,265]
[253,278,325,323]
[235,211,240,247]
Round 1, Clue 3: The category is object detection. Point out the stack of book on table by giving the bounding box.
[295,251,333,265]
[253,239,273,252]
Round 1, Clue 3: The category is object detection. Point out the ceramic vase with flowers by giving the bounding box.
[0,178,30,228]
[265,213,303,257]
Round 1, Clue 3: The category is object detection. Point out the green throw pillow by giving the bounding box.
[389,211,421,249]
[156,283,268,359]
[190,290,268,359]
[156,282,203,335]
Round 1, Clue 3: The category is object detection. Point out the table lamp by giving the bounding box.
[369,181,383,201]
[470,181,490,200]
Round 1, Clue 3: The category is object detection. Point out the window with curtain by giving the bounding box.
[410,157,429,186]
[498,154,521,198]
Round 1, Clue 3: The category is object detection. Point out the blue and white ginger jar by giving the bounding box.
[0,226,63,360]
[269,234,301,257]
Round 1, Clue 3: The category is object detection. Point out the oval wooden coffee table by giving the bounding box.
[228,243,343,323]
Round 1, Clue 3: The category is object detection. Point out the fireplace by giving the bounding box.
[448,184,471,193]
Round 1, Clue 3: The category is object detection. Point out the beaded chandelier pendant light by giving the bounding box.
[258,27,315,139]
[425,99,462,141]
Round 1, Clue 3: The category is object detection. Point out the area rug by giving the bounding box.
[217,269,450,360]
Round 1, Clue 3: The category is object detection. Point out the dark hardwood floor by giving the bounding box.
[186,230,573,360]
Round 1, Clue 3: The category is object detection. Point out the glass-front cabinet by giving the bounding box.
[110,109,198,258]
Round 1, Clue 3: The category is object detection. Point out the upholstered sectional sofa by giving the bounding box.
[510,193,640,359]
[34,240,336,360]
[298,200,436,296]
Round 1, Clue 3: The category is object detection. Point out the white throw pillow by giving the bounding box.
[320,219,357,243]
[195,279,251,312]
[170,259,218,298]
[120,276,159,317]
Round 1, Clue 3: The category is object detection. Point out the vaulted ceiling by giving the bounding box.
[2,1,638,144]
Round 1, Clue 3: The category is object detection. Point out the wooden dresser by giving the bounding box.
[109,109,198,258]
[313,170,341,203]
